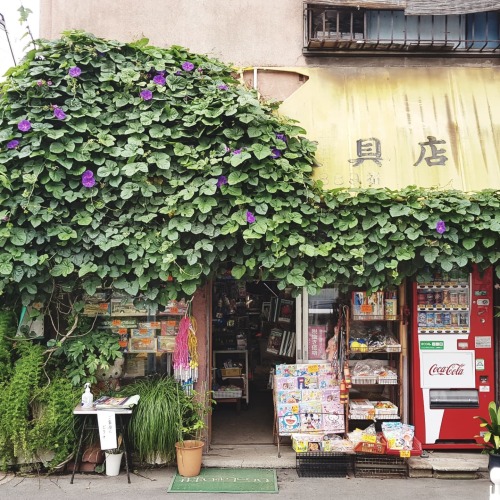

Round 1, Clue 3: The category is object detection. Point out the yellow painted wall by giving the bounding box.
[277,67,500,191]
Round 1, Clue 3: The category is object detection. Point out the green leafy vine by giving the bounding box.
[0,30,497,310]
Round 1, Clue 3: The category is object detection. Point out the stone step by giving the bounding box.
[408,451,488,479]
[205,444,490,479]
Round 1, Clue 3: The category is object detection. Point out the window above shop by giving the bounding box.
[303,3,500,55]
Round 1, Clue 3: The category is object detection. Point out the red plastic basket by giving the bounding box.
[354,440,387,455]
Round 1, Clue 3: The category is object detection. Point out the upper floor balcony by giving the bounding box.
[304,3,500,56]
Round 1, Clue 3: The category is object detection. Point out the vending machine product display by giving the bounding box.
[411,266,495,449]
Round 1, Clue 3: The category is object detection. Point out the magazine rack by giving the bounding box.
[71,404,133,484]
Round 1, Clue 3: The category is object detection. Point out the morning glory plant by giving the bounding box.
[17,120,31,132]
[0,30,497,310]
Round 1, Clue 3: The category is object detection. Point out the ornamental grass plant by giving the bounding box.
[119,375,209,464]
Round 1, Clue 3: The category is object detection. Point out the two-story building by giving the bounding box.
[39,0,500,455]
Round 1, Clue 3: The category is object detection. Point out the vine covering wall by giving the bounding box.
[0,31,498,311]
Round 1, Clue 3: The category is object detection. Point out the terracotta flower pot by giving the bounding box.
[175,440,204,477]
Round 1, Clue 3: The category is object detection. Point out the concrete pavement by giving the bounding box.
[0,466,492,500]
[0,445,492,499]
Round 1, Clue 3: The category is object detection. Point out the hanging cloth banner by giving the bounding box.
[405,0,500,15]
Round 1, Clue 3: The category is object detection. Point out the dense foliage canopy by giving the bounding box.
[0,31,498,310]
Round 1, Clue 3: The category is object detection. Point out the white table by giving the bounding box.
[71,404,133,484]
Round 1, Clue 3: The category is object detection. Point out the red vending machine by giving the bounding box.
[411,265,495,449]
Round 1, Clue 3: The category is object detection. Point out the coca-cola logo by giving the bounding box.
[428,363,465,376]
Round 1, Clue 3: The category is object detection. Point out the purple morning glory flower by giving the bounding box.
[82,170,96,188]
[246,211,255,224]
[36,80,44,86]
[436,220,446,234]
[181,61,195,72]
[7,139,20,150]
[223,145,231,153]
[68,66,82,78]
[153,74,166,85]
[140,89,153,101]
[47,80,53,86]
[217,84,228,90]
[18,120,31,132]
[275,133,287,142]
[271,148,281,159]
[53,106,66,120]
[216,175,228,188]
[233,149,242,155]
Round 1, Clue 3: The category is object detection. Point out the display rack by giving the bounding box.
[212,350,249,405]
[347,288,405,428]
[83,294,188,379]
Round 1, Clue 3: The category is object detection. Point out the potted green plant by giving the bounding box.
[174,384,213,477]
[475,400,500,470]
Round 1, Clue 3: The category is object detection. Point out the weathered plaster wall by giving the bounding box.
[40,0,305,67]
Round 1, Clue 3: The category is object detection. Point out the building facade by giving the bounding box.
[39,0,500,446]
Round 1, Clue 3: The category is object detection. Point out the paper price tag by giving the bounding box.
[400,450,411,458]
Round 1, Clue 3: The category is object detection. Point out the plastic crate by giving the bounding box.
[213,389,242,398]
[221,368,242,377]
[296,452,354,478]
[378,376,398,384]
[385,345,402,352]
[354,453,408,478]
[351,376,377,385]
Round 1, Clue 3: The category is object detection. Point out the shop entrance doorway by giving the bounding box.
[210,279,296,445]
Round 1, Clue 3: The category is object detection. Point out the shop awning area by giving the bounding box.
[276,66,500,191]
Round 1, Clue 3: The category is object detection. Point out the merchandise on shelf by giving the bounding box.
[349,323,401,353]
[350,359,398,385]
[381,422,415,451]
[157,336,176,352]
[370,400,399,418]
[347,288,403,432]
[275,363,345,436]
[129,337,157,353]
[292,433,355,453]
[348,399,375,420]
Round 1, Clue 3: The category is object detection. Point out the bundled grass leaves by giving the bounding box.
[119,375,194,464]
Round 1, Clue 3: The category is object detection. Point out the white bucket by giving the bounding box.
[105,452,123,476]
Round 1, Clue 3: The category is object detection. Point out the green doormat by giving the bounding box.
[168,468,278,494]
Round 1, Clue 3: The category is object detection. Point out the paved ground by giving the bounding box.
[0,445,492,499]
[0,467,492,500]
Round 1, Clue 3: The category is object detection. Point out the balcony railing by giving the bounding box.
[304,4,500,55]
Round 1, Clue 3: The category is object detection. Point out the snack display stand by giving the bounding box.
[272,362,346,459]
[273,340,417,477]
[272,287,417,478]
